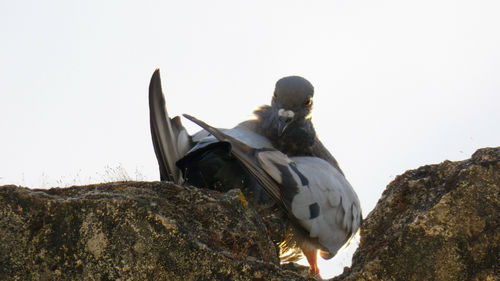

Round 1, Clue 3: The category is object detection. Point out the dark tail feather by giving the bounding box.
[149,69,191,183]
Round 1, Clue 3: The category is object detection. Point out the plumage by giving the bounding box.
[148,69,362,275]
[182,114,362,277]
[237,76,343,174]
[149,70,191,183]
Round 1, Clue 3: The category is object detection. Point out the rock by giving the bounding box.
[2,147,499,280]
[333,147,500,281]
[0,181,312,280]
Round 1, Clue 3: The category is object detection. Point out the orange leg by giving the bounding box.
[302,247,320,277]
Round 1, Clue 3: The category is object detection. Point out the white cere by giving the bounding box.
[278,108,295,118]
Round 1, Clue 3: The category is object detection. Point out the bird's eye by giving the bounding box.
[273,91,277,100]
[304,98,312,107]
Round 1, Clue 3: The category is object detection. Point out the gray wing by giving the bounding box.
[256,152,361,258]
[149,69,192,183]
[182,114,293,214]
[187,126,273,154]
[183,114,362,259]
[288,157,361,258]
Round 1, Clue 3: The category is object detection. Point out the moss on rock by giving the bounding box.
[0,182,311,280]
[333,147,499,281]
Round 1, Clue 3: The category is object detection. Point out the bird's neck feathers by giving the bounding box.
[253,106,316,156]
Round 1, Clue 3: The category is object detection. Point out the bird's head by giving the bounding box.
[271,76,314,136]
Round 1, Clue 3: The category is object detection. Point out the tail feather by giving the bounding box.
[149,69,191,183]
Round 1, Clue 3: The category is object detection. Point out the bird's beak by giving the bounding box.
[277,116,293,136]
[277,108,295,136]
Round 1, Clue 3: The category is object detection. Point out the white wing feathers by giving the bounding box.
[257,153,361,258]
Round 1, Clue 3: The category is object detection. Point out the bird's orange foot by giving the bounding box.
[302,247,321,278]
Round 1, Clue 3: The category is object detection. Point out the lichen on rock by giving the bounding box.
[0,181,311,280]
[333,147,500,281]
[1,147,498,280]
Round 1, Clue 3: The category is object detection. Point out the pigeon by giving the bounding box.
[148,69,361,275]
[182,114,362,276]
[236,75,343,174]
[150,69,342,183]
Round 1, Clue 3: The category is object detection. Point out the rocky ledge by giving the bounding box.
[0,147,498,280]
[0,182,311,280]
[334,147,499,281]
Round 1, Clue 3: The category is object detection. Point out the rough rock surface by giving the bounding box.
[0,181,312,280]
[333,147,500,281]
[2,147,498,281]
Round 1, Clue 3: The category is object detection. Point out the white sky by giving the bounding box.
[1,0,499,278]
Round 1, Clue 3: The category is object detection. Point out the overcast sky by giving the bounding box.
[1,0,499,277]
